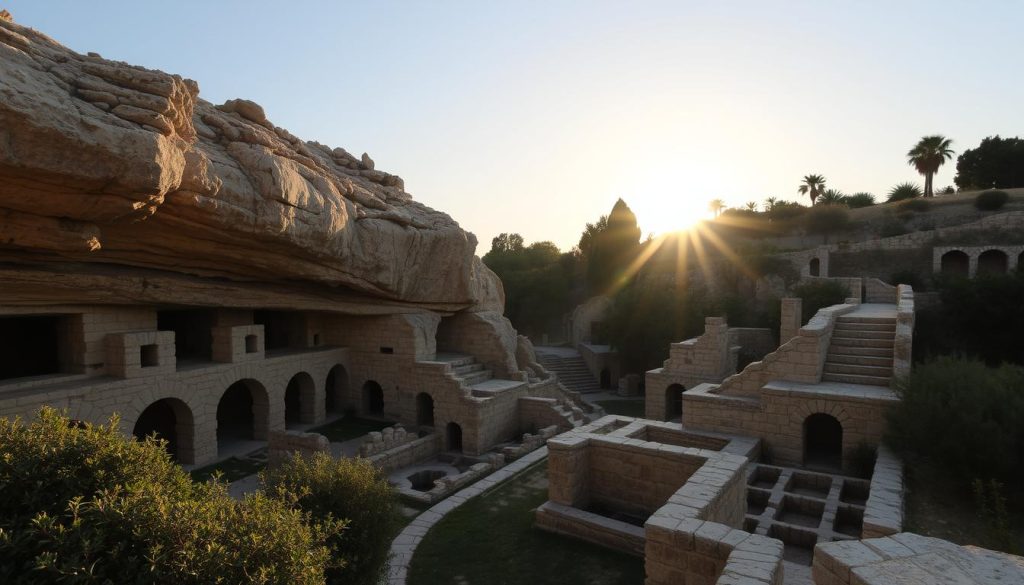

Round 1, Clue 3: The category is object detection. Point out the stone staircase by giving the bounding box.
[822,315,896,387]
[438,353,494,386]
[536,351,601,394]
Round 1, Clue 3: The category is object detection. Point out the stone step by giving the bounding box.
[460,369,494,385]
[827,345,894,358]
[837,316,897,325]
[825,353,894,367]
[821,372,892,386]
[830,336,895,349]
[824,362,893,378]
[834,321,896,333]
[452,362,486,376]
[435,353,476,368]
[829,329,894,340]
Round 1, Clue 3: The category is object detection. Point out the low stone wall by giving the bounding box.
[645,518,784,585]
[892,284,915,382]
[813,532,1024,585]
[267,430,330,467]
[535,501,645,556]
[863,445,904,538]
[367,433,442,474]
[500,424,558,460]
[397,461,493,506]
[359,424,418,457]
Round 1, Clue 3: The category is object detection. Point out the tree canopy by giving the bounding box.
[954,135,1024,190]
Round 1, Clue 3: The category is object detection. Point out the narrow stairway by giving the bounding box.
[822,315,896,387]
[535,351,601,394]
[433,353,525,397]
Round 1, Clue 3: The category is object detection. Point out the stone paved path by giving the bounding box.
[385,447,549,585]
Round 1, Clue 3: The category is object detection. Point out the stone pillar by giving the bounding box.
[969,254,979,278]
[780,298,802,345]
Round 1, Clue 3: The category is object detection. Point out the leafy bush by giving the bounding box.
[912,271,1024,365]
[0,408,332,584]
[974,190,1009,211]
[889,270,924,290]
[886,358,1024,489]
[887,182,923,202]
[843,192,875,208]
[263,453,399,585]
[803,205,850,239]
[939,185,956,195]
[898,198,931,213]
[790,279,850,322]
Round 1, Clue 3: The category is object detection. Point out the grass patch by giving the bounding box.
[408,463,643,585]
[190,456,266,483]
[308,416,395,443]
[596,399,645,418]
[904,463,1024,555]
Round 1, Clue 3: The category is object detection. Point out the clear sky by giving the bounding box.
[6,1,1022,252]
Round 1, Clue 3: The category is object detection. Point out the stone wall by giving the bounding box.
[367,433,442,474]
[892,285,915,382]
[863,445,904,538]
[267,430,330,467]
[645,518,783,585]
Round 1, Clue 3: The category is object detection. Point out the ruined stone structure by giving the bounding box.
[933,244,1024,278]
[0,17,593,467]
[645,316,775,421]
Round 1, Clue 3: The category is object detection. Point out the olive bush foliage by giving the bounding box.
[263,453,399,585]
[0,408,335,585]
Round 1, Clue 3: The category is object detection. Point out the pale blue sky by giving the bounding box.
[7,1,1022,251]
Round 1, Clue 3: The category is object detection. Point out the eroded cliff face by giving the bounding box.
[0,16,503,314]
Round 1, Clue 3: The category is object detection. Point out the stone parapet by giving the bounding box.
[104,330,176,378]
[863,445,904,538]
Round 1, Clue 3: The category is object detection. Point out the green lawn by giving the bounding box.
[308,416,395,443]
[408,463,644,585]
[595,399,645,418]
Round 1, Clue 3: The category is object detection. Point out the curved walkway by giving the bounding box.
[386,447,549,585]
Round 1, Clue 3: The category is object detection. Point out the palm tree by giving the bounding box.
[798,174,827,205]
[764,196,778,212]
[744,201,758,212]
[708,199,726,218]
[907,135,954,198]
[817,188,846,205]
[887,182,923,202]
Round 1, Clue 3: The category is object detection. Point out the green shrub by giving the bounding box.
[803,205,850,239]
[898,198,931,213]
[974,190,1009,211]
[890,270,924,290]
[263,453,399,585]
[886,358,1024,489]
[842,192,876,208]
[790,279,850,322]
[887,182,923,202]
[0,408,332,584]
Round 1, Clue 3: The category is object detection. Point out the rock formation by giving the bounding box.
[0,15,502,314]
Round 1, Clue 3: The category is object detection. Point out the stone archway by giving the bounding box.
[216,379,270,454]
[940,250,969,277]
[284,372,316,428]
[809,258,821,277]
[325,364,349,414]
[363,380,384,415]
[446,422,463,452]
[665,384,685,421]
[416,392,435,427]
[133,397,195,464]
[804,413,842,469]
[977,249,1008,275]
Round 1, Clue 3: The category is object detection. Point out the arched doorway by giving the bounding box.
[809,258,821,277]
[416,393,435,427]
[940,250,969,277]
[325,364,349,414]
[133,398,195,464]
[804,413,842,469]
[217,379,269,454]
[665,384,685,420]
[363,380,384,415]
[599,368,611,389]
[977,249,1008,275]
[284,372,316,428]
[446,422,463,452]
